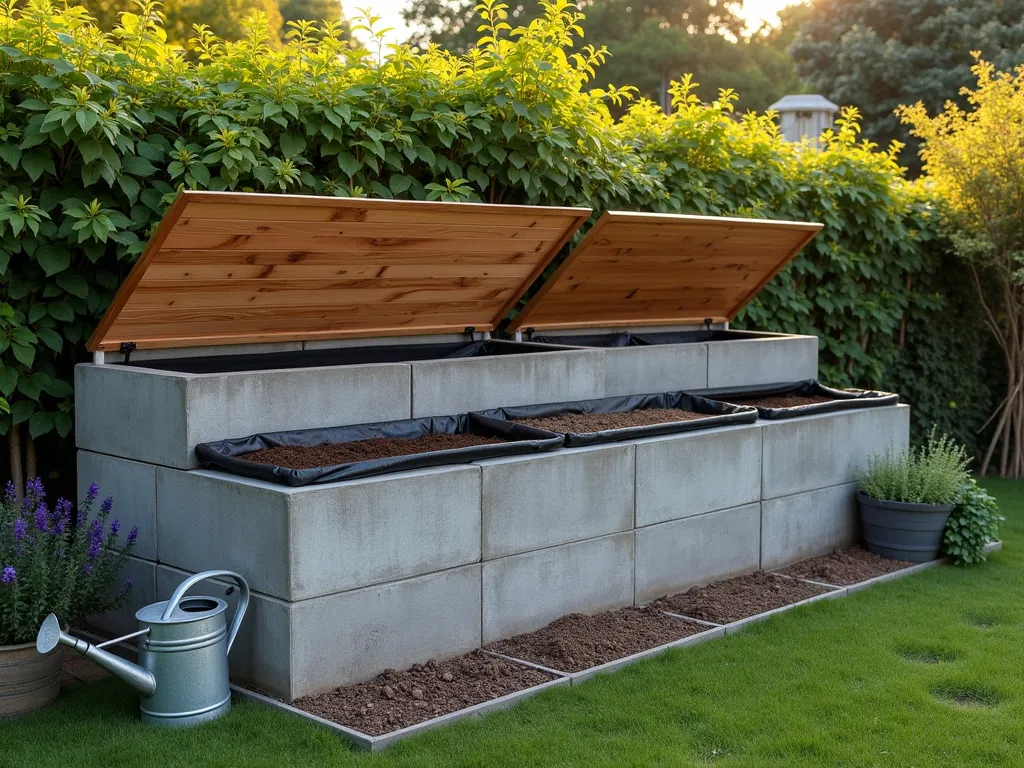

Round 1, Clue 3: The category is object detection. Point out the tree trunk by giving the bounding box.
[25,437,36,486]
[8,423,23,501]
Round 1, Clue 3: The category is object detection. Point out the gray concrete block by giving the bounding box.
[635,503,761,604]
[75,361,412,469]
[761,404,910,499]
[157,465,481,601]
[86,556,157,638]
[289,564,482,698]
[634,424,762,528]
[482,532,635,644]
[478,444,634,559]
[601,344,707,397]
[706,334,818,388]
[760,482,860,570]
[410,349,604,417]
[77,451,157,561]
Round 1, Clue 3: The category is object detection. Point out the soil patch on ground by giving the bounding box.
[514,408,709,433]
[777,546,913,586]
[653,572,833,624]
[486,606,705,673]
[727,394,836,409]
[293,651,553,736]
[240,433,506,468]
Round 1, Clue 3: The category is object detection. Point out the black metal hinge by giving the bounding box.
[119,342,137,363]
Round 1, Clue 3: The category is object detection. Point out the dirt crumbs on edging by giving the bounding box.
[486,606,706,673]
[514,408,711,433]
[293,651,554,736]
[654,572,833,624]
[727,394,837,409]
[776,546,914,586]
[240,433,507,469]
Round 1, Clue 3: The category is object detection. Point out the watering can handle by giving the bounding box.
[161,570,250,654]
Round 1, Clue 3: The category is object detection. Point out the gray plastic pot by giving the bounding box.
[857,491,954,563]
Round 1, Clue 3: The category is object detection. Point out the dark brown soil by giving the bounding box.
[653,572,833,624]
[727,394,836,409]
[776,546,913,586]
[514,408,709,433]
[240,433,506,468]
[485,606,706,673]
[293,651,553,736]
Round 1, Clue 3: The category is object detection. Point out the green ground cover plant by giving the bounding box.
[2,477,1021,767]
[857,430,972,506]
[945,478,1003,565]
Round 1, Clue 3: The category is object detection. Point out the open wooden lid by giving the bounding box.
[508,211,822,332]
[88,191,591,351]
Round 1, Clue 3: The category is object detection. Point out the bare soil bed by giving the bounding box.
[240,433,506,468]
[653,572,833,624]
[727,394,836,409]
[514,408,709,433]
[293,651,554,736]
[486,606,706,673]
[776,546,914,586]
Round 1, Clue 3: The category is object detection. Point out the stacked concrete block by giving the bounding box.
[706,334,819,389]
[600,344,708,398]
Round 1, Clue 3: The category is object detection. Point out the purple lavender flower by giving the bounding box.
[4,481,15,501]
[82,562,93,575]
[110,519,121,535]
[13,517,27,542]
[125,577,134,589]
[86,482,99,501]
[34,503,48,533]
[87,520,103,560]
[53,498,72,535]
[1,565,15,584]
[101,496,113,515]
[128,525,138,543]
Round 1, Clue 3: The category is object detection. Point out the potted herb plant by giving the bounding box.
[856,431,971,563]
[0,479,136,716]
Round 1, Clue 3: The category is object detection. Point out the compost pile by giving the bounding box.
[776,547,913,586]
[240,433,507,468]
[514,408,708,433]
[487,606,704,672]
[293,651,553,735]
[654,572,832,624]
[728,394,836,409]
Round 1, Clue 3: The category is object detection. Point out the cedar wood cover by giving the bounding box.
[88,191,591,351]
[508,211,823,332]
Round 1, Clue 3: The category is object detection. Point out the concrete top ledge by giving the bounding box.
[472,441,632,467]
[627,419,763,447]
[76,359,413,380]
[759,401,908,425]
[185,463,481,493]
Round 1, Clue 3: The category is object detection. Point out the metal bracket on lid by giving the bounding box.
[119,342,137,364]
[704,318,713,332]
[465,326,476,340]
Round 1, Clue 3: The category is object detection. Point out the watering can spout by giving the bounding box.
[36,613,157,698]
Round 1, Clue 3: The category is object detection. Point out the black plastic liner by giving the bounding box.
[474,392,758,447]
[123,340,566,374]
[195,413,563,486]
[532,330,776,348]
[695,380,900,420]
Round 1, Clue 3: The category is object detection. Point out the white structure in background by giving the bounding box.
[768,94,839,148]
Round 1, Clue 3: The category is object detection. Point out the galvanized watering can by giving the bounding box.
[36,570,249,727]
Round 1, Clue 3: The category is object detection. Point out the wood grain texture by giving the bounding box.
[88,191,590,351]
[508,211,822,332]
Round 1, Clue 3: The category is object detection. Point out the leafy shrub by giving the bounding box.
[0,478,135,645]
[943,478,1003,566]
[857,430,971,506]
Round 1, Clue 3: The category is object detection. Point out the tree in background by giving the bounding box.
[899,57,1024,477]
[790,0,1024,174]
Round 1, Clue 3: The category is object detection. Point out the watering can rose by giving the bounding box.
[0,479,136,647]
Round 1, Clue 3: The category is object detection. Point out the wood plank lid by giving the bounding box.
[88,191,591,351]
[508,211,823,332]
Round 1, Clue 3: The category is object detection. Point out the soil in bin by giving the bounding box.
[776,546,914,586]
[653,572,832,624]
[240,433,506,469]
[727,394,836,409]
[514,408,709,433]
[292,651,554,736]
[485,606,706,673]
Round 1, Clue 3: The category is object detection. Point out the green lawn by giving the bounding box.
[6,478,1024,768]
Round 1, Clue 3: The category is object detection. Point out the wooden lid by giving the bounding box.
[88,191,591,351]
[508,211,822,332]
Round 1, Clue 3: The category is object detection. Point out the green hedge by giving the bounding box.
[0,0,995,467]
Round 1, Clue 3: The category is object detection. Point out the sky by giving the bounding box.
[351,0,801,45]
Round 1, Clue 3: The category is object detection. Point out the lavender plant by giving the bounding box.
[0,479,135,646]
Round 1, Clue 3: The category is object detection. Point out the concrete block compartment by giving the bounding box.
[508,211,823,395]
[76,190,600,469]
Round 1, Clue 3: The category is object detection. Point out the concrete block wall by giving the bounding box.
[706,334,819,389]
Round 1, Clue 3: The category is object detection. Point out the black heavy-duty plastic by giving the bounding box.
[696,380,900,420]
[474,392,758,447]
[195,413,563,486]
